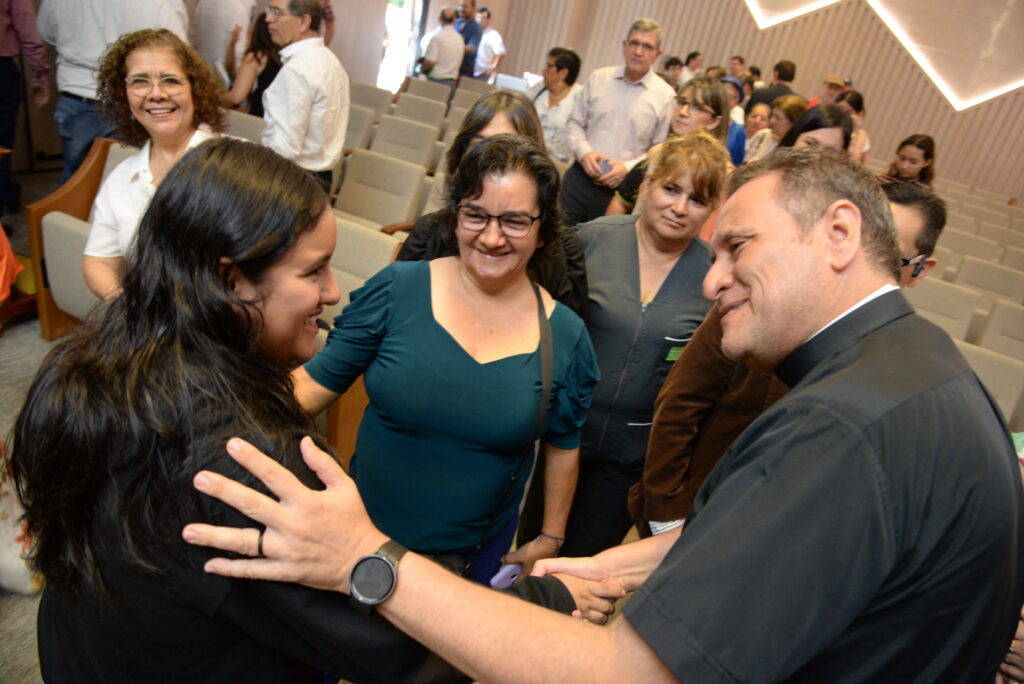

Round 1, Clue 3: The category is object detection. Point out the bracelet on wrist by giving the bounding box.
[536,531,566,546]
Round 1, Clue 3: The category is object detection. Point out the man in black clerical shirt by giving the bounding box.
[185,148,1024,684]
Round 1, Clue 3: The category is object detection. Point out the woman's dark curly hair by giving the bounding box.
[439,134,562,264]
[97,29,226,147]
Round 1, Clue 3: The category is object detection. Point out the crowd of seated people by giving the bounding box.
[9,6,1024,684]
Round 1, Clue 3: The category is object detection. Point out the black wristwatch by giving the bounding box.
[349,539,408,613]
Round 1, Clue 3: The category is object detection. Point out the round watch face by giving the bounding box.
[351,555,395,603]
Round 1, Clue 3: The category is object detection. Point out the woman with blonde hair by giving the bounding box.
[744,93,806,162]
[520,131,732,556]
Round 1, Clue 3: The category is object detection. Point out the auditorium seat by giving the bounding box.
[369,114,437,169]
[223,108,266,143]
[26,138,135,340]
[953,341,1024,431]
[953,256,1024,310]
[345,104,375,151]
[960,202,1009,228]
[392,92,447,130]
[945,211,976,233]
[939,228,1003,263]
[440,105,468,140]
[973,300,1024,363]
[903,278,982,341]
[1002,246,1024,272]
[451,87,481,111]
[404,77,452,104]
[978,222,1024,250]
[334,148,425,230]
[457,76,493,95]
[349,81,392,122]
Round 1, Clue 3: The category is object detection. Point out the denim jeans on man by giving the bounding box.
[54,94,116,182]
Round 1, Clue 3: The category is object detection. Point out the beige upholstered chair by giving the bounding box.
[26,138,138,339]
[345,104,375,151]
[939,228,1003,263]
[1001,246,1024,272]
[953,341,1024,431]
[451,87,481,111]
[317,217,402,470]
[439,105,467,140]
[333,148,425,230]
[457,76,493,94]
[903,278,982,341]
[368,114,436,169]
[978,222,1024,250]
[953,256,1024,310]
[405,77,451,103]
[974,300,1024,363]
[959,202,1009,228]
[223,108,266,143]
[349,81,393,122]
[392,92,446,130]
[945,211,976,234]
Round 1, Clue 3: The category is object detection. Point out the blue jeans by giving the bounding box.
[54,94,116,182]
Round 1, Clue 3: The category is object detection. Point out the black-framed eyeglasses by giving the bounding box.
[675,96,714,117]
[901,253,927,268]
[457,205,541,238]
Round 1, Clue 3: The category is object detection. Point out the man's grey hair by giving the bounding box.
[728,147,901,280]
[289,0,323,32]
[626,18,663,49]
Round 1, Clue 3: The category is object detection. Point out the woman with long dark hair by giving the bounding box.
[778,103,853,151]
[221,12,281,117]
[13,138,478,682]
[883,133,936,189]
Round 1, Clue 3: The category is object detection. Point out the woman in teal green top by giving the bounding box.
[295,136,599,583]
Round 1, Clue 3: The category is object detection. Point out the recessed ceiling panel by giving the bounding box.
[866,0,1024,109]
[743,0,844,28]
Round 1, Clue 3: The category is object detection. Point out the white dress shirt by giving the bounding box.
[190,0,254,87]
[85,126,216,259]
[526,81,583,163]
[424,24,463,81]
[38,0,188,99]
[564,65,675,170]
[261,36,348,172]
[473,27,505,80]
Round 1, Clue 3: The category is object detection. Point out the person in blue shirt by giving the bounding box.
[454,0,483,78]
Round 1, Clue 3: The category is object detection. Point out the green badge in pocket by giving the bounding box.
[665,346,683,362]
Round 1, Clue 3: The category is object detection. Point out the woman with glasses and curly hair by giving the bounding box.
[82,28,225,300]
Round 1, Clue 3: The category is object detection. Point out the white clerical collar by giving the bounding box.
[805,284,900,344]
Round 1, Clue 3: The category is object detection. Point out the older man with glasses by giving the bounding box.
[262,0,347,193]
[560,17,676,227]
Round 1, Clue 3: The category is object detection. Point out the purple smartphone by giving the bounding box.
[598,159,612,175]
[489,563,523,589]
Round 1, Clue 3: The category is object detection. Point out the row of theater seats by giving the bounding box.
[860,161,1024,432]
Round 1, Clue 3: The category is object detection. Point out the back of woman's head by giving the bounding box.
[772,93,808,125]
[779,103,853,149]
[123,137,327,352]
[247,12,280,65]
[645,130,731,211]
[679,76,730,142]
[440,134,561,262]
[97,28,226,147]
[445,89,544,175]
[840,89,865,114]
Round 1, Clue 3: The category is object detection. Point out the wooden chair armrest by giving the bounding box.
[380,221,414,236]
[25,137,115,339]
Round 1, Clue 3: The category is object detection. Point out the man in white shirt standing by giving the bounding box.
[561,17,675,226]
[472,6,504,84]
[262,0,347,193]
[421,6,463,98]
[190,0,254,88]
[37,0,188,181]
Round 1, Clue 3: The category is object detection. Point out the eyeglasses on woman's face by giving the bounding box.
[457,204,541,239]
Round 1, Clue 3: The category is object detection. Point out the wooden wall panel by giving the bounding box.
[499,0,1023,200]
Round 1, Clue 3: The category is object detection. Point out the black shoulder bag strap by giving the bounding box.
[463,283,553,575]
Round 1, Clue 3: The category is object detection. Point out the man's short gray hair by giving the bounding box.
[627,18,663,49]
[289,0,323,32]
[728,147,901,280]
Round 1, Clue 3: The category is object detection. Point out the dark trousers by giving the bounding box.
[518,451,638,557]
[560,162,615,227]
[0,58,21,211]
[54,93,116,183]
